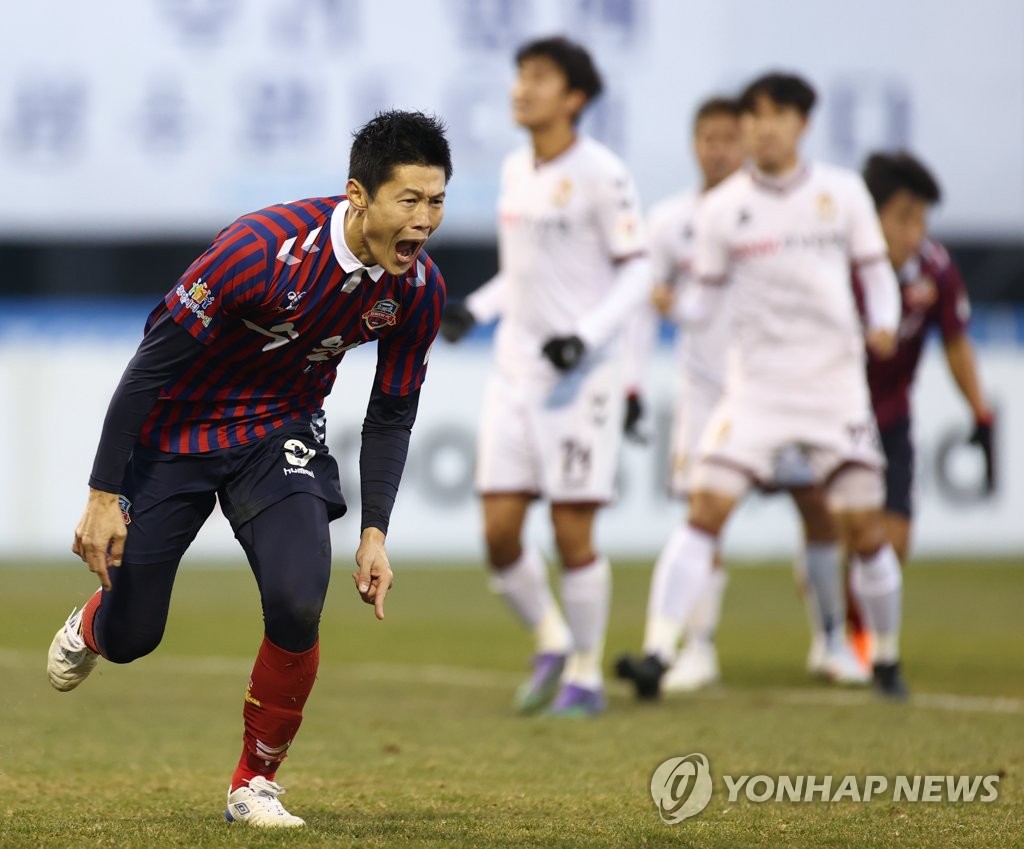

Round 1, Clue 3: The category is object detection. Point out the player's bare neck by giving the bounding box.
[756,154,801,179]
[531,124,577,166]
[343,205,377,268]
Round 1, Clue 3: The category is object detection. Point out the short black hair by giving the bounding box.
[862,151,942,210]
[738,72,817,117]
[349,110,452,199]
[515,35,604,105]
[693,96,741,133]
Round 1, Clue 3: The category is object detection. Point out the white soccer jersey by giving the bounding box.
[693,161,891,412]
[647,189,730,387]
[491,136,647,379]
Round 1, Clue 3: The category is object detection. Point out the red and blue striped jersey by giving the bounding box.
[138,196,446,453]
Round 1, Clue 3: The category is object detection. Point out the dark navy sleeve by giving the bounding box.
[359,384,421,534]
[88,311,206,493]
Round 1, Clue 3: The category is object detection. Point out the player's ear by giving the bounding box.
[566,89,587,121]
[346,178,369,213]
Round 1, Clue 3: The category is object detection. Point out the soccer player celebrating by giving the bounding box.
[621,96,866,693]
[616,72,909,701]
[858,151,994,564]
[46,111,452,827]
[441,37,650,716]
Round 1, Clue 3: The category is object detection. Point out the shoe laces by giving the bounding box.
[62,608,87,652]
[248,776,287,800]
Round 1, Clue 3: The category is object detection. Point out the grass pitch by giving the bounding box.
[0,559,1021,848]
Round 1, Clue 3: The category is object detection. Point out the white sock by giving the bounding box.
[683,567,728,645]
[643,525,716,664]
[490,548,571,654]
[561,557,611,689]
[803,542,846,652]
[850,545,902,664]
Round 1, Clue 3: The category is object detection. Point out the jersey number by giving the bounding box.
[243,319,299,351]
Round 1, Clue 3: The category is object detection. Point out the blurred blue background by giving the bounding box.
[1,0,1021,561]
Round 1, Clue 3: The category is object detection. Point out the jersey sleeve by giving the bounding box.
[164,222,268,345]
[936,254,972,342]
[593,161,647,259]
[374,261,446,396]
[846,175,889,265]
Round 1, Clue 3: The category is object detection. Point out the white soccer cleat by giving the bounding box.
[225,776,305,828]
[820,642,871,686]
[805,633,828,677]
[47,607,100,692]
[662,641,720,693]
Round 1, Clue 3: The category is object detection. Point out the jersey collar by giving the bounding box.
[747,160,811,194]
[330,199,386,282]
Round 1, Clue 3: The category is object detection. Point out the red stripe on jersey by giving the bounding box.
[139,198,446,453]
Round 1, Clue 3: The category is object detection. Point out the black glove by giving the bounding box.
[624,393,646,443]
[541,335,585,371]
[440,301,476,344]
[968,414,995,493]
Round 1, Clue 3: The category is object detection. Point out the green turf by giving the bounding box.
[0,559,1021,848]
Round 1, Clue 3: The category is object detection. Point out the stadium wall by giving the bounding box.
[1,303,1021,564]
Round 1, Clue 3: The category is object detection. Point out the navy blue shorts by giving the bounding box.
[120,423,346,564]
[879,419,914,518]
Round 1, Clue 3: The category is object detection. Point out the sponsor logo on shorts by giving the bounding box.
[284,439,316,467]
[362,298,400,330]
[283,466,315,478]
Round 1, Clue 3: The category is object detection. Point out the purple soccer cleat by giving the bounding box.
[513,652,566,715]
[547,682,606,717]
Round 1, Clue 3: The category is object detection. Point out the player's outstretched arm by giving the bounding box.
[71,489,127,590]
[352,527,393,621]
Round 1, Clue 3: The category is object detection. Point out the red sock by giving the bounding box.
[231,636,319,792]
[80,589,103,655]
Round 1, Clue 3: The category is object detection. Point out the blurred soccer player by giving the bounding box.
[617,72,909,701]
[440,36,650,716]
[46,111,452,827]
[622,97,866,692]
[858,151,994,564]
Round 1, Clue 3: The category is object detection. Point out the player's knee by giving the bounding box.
[688,464,746,533]
[483,518,522,567]
[687,490,733,535]
[264,596,323,653]
[553,537,595,571]
[101,626,165,664]
[842,511,889,558]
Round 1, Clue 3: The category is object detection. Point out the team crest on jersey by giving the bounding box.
[904,275,938,309]
[816,192,837,221]
[118,495,132,525]
[362,299,400,330]
[552,178,573,207]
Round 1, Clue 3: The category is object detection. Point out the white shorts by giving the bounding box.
[668,376,723,498]
[695,394,885,488]
[475,356,625,503]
